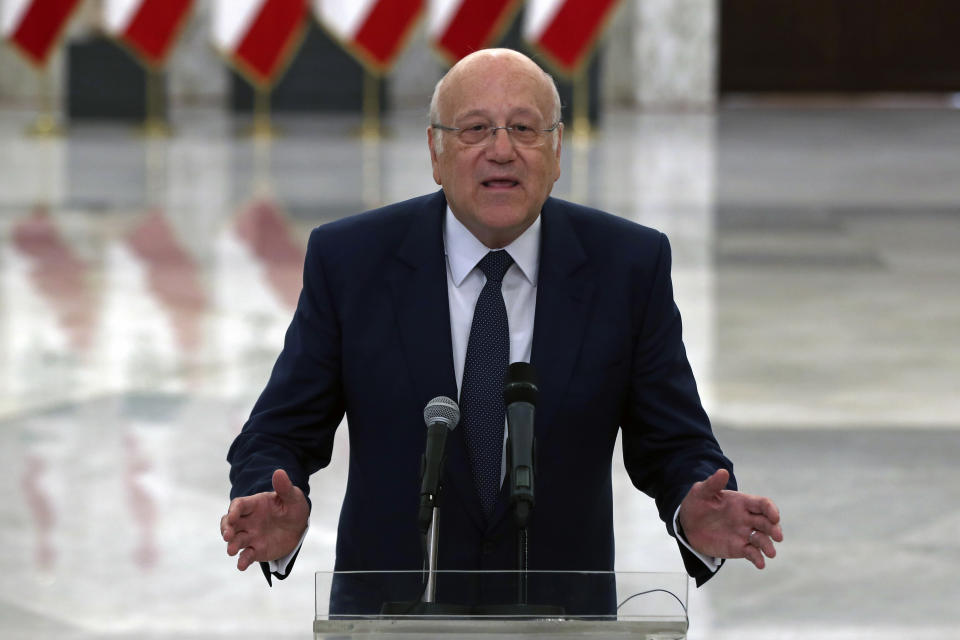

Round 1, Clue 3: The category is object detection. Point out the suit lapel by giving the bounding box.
[489,199,596,530]
[530,200,596,425]
[385,191,487,531]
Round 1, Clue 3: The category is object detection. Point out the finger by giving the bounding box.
[220,514,231,540]
[745,494,781,524]
[765,522,784,543]
[747,514,784,544]
[227,531,253,557]
[698,468,730,496]
[748,513,782,538]
[224,516,249,539]
[226,497,253,523]
[272,468,294,502]
[237,546,258,571]
[749,530,777,559]
[743,543,766,570]
[773,523,783,542]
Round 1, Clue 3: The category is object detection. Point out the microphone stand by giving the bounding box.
[423,505,440,603]
[487,363,563,618]
[381,396,473,617]
[509,437,533,606]
[381,481,470,617]
[518,524,528,605]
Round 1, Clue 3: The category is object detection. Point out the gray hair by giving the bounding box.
[429,60,563,154]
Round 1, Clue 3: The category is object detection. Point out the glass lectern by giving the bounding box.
[314,570,689,639]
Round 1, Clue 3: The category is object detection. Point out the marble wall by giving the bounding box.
[633,0,718,110]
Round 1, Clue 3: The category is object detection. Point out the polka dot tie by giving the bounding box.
[460,250,514,519]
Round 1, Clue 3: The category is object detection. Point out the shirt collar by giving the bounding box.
[444,206,541,287]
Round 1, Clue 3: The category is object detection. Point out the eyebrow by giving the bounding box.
[454,107,543,121]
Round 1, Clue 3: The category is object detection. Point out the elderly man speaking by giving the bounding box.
[221,48,782,613]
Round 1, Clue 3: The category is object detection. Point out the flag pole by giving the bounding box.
[27,67,63,137]
[253,92,273,196]
[251,85,279,139]
[359,68,383,203]
[572,67,592,143]
[145,126,167,210]
[360,69,381,140]
[142,68,171,138]
[570,62,592,203]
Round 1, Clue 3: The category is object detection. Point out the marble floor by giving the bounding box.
[0,104,958,639]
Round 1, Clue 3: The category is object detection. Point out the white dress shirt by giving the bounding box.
[444,207,539,482]
[271,206,718,576]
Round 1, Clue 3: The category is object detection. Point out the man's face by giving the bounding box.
[428,52,563,249]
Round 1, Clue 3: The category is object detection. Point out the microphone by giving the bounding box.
[504,362,538,528]
[418,396,459,532]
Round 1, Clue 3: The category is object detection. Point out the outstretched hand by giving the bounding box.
[220,469,309,571]
[678,469,783,570]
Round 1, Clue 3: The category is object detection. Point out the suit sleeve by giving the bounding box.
[226,228,346,582]
[621,232,736,586]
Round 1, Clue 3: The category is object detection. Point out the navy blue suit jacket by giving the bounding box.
[227,191,735,612]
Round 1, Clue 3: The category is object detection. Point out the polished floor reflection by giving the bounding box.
[0,106,958,639]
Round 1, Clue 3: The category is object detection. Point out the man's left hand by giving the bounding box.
[678,468,783,569]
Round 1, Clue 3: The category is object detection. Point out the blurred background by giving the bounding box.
[1,1,958,638]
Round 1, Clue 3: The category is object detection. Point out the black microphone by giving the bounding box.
[504,362,538,528]
[418,396,460,532]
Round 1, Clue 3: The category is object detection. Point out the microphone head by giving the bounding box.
[503,362,539,405]
[424,396,460,430]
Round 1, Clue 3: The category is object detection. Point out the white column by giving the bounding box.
[633,0,718,110]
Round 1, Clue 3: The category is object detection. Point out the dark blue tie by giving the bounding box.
[460,250,514,518]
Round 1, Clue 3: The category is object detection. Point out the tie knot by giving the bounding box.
[477,250,514,284]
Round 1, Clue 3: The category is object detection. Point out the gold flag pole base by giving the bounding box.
[140,118,172,138]
[243,86,281,139]
[247,117,280,139]
[139,69,172,138]
[352,69,389,140]
[27,68,64,137]
[571,69,593,146]
[572,118,592,147]
[355,119,389,140]
[26,112,64,138]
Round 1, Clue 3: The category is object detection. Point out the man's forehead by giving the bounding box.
[452,105,543,121]
[440,64,552,120]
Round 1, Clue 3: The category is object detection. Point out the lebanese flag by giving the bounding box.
[212,0,308,87]
[524,0,621,75]
[103,0,194,67]
[429,0,520,65]
[314,0,422,72]
[1,0,82,67]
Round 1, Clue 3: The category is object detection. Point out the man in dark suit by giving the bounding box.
[221,49,782,613]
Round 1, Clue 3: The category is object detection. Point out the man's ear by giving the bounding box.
[427,127,442,185]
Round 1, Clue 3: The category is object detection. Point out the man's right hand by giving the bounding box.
[221,469,309,571]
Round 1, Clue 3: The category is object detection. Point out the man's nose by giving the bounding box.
[485,127,517,161]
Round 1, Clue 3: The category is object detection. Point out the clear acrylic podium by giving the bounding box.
[314,570,688,639]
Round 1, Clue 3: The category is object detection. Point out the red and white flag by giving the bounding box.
[524,0,621,75]
[103,0,194,67]
[1,0,82,67]
[429,0,519,65]
[212,0,307,87]
[314,0,422,72]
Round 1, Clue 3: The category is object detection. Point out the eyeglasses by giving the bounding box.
[431,121,561,148]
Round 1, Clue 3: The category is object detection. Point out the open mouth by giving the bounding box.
[482,179,519,188]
